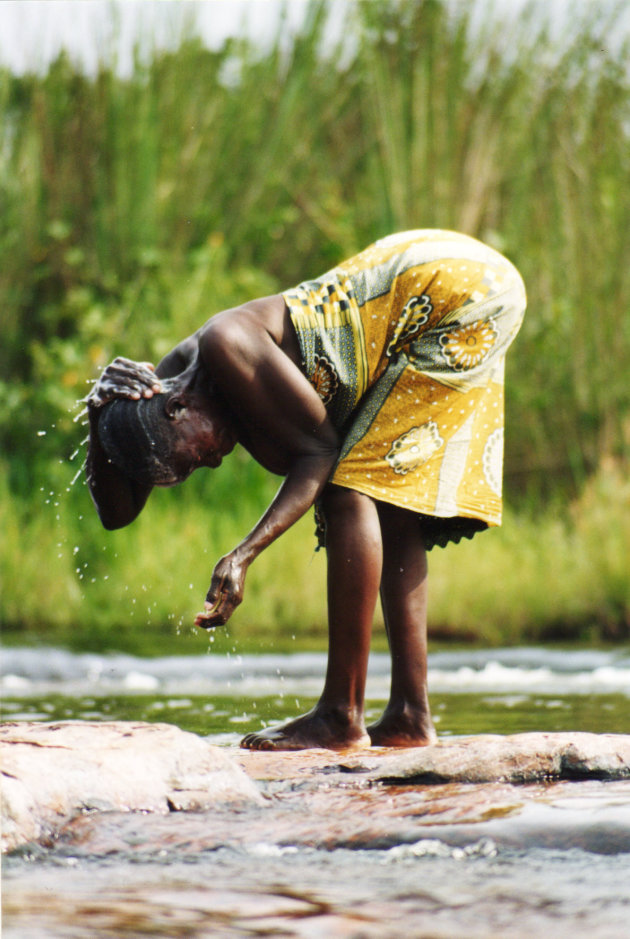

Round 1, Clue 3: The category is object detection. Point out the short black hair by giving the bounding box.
[98,394,180,485]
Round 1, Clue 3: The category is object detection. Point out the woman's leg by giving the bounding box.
[368,502,437,747]
[241,485,381,750]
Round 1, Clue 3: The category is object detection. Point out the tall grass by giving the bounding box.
[2,0,628,491]
[1,0,629,644]
[2,459,628,652]
[355,0,630,487]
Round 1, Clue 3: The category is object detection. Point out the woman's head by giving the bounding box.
[97,384,236,486]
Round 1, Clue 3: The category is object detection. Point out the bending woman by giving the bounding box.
[86,230,526,751]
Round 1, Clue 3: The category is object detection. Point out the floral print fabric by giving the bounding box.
[283,230,526,548]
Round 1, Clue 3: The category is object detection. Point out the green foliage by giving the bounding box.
[2,460,628,650]
[1,0,629,644]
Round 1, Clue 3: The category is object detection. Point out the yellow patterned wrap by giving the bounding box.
[283,230,526,548]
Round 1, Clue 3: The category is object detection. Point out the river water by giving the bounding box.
[2,645,630,937]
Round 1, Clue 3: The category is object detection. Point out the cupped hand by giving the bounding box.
[86,356,162,408]
[194,551,248,630]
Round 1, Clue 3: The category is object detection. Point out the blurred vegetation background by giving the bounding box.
[1,0,629,653]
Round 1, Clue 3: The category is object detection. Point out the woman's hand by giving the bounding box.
[194,551,249,630]
[86,357,162,408]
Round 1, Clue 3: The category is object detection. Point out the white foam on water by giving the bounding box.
[381,837,498,862]
[429,662,630,695]
[122,670,160,690]
[247,843,299,857]
[1,647,629,698]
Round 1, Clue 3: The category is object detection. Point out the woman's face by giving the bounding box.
[156,393,237,486]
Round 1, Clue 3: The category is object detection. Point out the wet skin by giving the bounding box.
[86,295,436,750]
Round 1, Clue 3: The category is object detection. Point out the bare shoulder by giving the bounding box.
[196,294,337,461]
[199,295,300,368]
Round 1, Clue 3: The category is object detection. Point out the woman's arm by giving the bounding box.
[197,441,338,628]
[154,334,200,379]
[194,308,340,628]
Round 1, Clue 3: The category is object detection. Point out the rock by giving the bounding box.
[341,732,630,784]
[0,721,262,854]
[4,726,629,857]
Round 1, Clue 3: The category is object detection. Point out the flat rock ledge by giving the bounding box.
[342,732,630,785]
[3,724,629,855]
[1,720,262,854]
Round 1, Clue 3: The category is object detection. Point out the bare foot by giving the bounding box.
[368,705,438,748]
[241,706,370,751]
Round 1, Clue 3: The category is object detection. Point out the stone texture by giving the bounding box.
[3,725,630,857]
[340,732,630,784]
[0,720,262,854]
[4,728,630,939]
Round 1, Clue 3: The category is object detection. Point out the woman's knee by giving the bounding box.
[320,484,376,525]
[378,503,427,559]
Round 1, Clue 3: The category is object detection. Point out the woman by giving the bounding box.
[86,230,526,751]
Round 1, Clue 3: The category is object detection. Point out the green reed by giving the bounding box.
[2,458,628,652]
[1,0,629,644]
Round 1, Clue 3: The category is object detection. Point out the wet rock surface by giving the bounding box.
[0,720,261,853]
[2,723,629,856]
[340,731,630,784]
[3,723,630,938]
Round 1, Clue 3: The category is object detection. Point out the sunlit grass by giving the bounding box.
[429,461,630,644]
[2,461,627,652]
